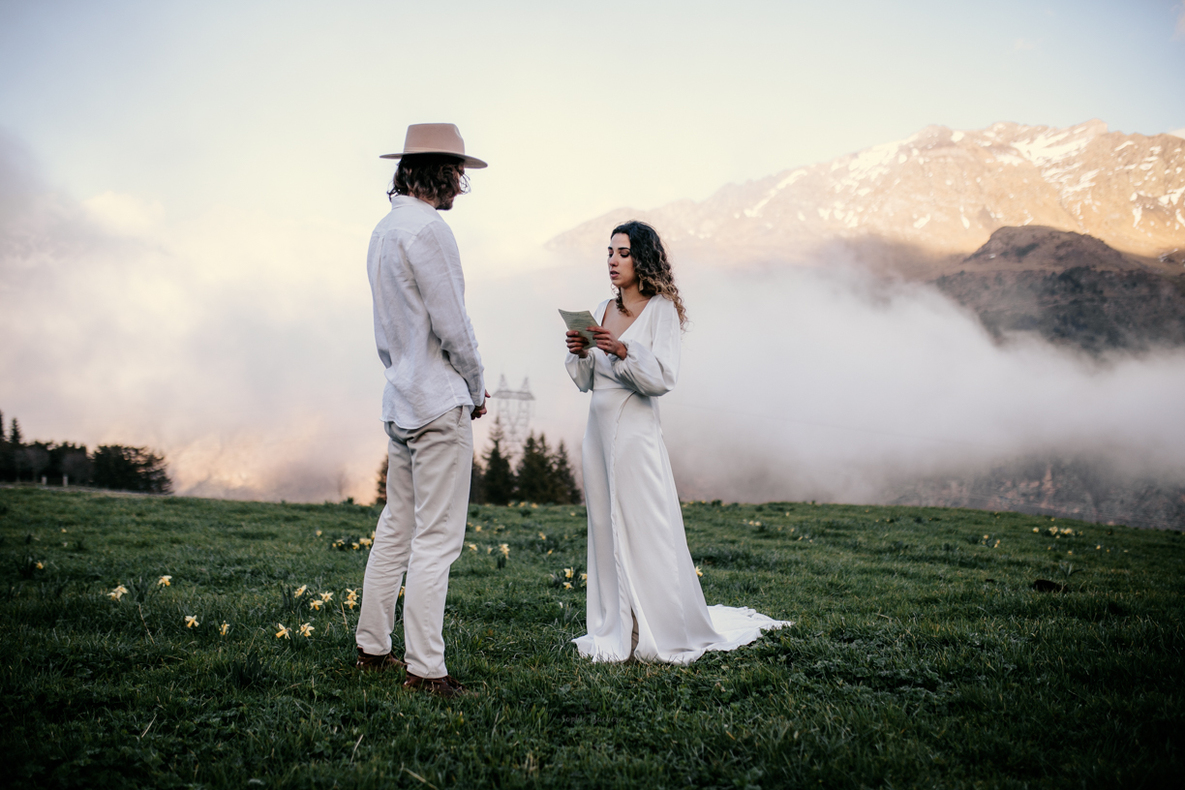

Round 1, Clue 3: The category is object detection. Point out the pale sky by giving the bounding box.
[2,0,1184,501]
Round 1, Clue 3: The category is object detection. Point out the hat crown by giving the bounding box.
[380,123,487,168]
[404,123,466,156]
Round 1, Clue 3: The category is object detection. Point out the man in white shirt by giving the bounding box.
[355,124,488,697]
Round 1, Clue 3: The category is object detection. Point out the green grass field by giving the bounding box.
[2,486,1182,789]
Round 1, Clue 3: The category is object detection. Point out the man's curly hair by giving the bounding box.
[611,220,687,328]
[387,154,469,208]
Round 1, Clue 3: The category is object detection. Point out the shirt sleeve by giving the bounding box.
[610,298,680,397]
[406,220,485,408]
[565,351,595,392]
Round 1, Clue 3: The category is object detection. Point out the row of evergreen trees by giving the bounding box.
[0,410,173,494]
[375,419,581,506]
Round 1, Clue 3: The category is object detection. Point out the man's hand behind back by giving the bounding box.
[472,390,490,420]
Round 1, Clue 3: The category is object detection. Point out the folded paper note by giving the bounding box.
[559,309,598,346]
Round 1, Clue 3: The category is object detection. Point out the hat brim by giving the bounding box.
[379,149,488,169]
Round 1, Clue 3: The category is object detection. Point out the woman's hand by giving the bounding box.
[588,326,627,360]
[566,330,590,358]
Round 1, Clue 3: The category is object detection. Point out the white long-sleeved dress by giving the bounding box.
[565,296,791,664]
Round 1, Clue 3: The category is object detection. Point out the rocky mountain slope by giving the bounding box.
[937,226,1185,354]
[551,120,1185,278]
[888,456,1185,531]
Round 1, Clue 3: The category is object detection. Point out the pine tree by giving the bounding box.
[374,455,389,506]
[9,418,22,446]
[515,432,555,504]
[0,410,10,482]
[481,417,515,505]
[91,445,172,494]
[551,440,582,504]
[469,453,485,504]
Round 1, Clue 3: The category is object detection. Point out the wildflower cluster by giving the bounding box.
[330,532,375,551]
[549,566,588,590]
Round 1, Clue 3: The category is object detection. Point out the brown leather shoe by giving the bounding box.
[355,646,407,672]
[403,672,467,697]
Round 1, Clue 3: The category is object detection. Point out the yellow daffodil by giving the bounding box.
[564,568,574,579]
[360,537,372,547]
[563,582,572,590]
[219,623,229,636]
[294,585,308,597]
[309,599,324,611]
[351,542,360,550]
[569,512,576,517]
[487,547,493,554]
[580,573,588,581]
[299,622,314,637]
[345,588,357,599]
[157,575,172,587]
[1033,527,1039,533]
[982,534,989,540]
[398,585,405,598]
[345,600,357,610]
[1096,545,1101,550]
[35,561,44,570]
[547,549,553,556]
[276,623,291,639]
[695,566,703,577]
[755,521,762,527]
[315,530,322,537]
[185,615,199,628]
[61,528,67,533]
[467,542,477,551]
[320,591,333,602]
[531,503,538,509]
[499,544,510,557]
[475,525,482,532]
[538,532,547,540]
[108,584,128,601]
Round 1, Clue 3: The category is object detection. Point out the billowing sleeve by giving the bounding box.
[406,221,485,408]
[565,351,595,392]
[610,297,680,397]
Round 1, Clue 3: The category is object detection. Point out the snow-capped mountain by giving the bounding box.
[551,120,1185,277]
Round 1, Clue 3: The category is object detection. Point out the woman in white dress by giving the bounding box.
[564,221,790,665]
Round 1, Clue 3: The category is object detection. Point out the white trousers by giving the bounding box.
[356,407,472,679]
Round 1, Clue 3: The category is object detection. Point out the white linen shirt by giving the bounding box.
[368,195,485,430]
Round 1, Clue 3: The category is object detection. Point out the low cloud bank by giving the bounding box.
[3,129,1181,515]
[469,251,1185,525]
[662,261,1185,508]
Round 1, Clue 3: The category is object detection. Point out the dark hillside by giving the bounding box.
[889,456,1185,530]
[935,227,1185,354]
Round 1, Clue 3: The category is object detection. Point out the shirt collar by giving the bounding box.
[390,194,438,213]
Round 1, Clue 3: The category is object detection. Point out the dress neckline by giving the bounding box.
[598,296,654,339]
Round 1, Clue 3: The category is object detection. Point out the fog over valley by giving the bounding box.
[5,117,1183,528]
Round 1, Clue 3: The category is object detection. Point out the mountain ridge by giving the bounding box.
[550,120,1185,279]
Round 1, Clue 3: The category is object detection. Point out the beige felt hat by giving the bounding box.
[380,123,487,169]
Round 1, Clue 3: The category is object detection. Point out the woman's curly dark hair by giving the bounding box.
[387,154,469,208]
[611,220,687,328]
